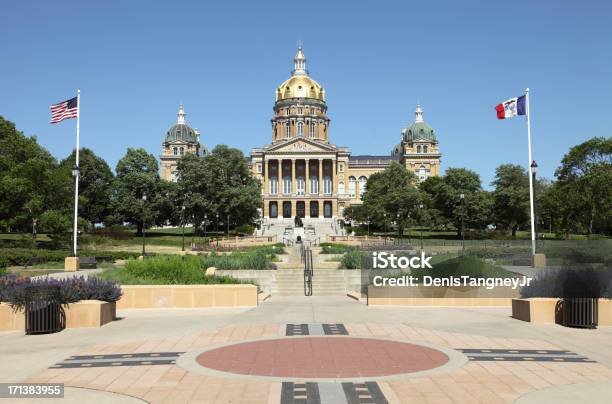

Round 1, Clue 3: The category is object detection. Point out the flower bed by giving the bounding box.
[0,275,122,310]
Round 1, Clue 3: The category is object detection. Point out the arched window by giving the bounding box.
[359,176,367,198]
[418,165,428,181]
[179,147,185,155]
[348,176,356,197]
[310,121,316,138]
[284,122,290,138]
[173,147,178,155]
[423,145,428,153]
[338,181,345,195]
[417,145,422,153]
[297,121,304,137]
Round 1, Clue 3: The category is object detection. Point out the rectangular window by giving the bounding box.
[257,163,262,173]
[269,178,278,195]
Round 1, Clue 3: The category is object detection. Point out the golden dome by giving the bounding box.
[275,46,325,102]
[276,75,325,101]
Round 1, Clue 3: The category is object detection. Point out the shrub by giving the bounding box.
[320,243,355,254]
[122,255,203,284]
[201,251,273,270]
[0,248,141,267]
[234,224,255,236]
[410,256,514,280]
[0,275,122,310]
[99,255,247,285]
[340,250,368,269]
[520,268,612,298]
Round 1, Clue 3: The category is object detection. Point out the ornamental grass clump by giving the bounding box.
[201,251,273,270]
[123,255,203,284]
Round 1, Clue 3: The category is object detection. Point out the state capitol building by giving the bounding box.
[160,46,441,222]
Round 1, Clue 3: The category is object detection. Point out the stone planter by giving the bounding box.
[117,284,258,309]
[513,298,612,325]
[0,300,116,332]
[597,299,612,326]
[512,298,560,324]
[367,285,519,307]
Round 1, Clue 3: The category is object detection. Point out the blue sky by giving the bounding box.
[1,1,611,188]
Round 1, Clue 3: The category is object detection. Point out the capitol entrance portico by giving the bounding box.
[253,137,351,220]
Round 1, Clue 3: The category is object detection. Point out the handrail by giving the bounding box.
[303,247,313,296]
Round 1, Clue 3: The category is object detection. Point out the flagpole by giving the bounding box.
[72,89,80,257]
[525,88,536,256]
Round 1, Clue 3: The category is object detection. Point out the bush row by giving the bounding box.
[0,248,142,267]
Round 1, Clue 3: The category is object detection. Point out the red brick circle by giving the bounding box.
[196,337,449,378]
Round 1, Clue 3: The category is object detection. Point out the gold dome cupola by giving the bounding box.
[276,46,325,102]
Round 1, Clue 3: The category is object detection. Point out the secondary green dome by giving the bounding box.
[165,123,197,143]
[402,105,437,142]
[404,121,436,142]
[164,105,198,143]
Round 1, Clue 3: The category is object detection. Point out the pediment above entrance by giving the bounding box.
[266,138,336,153]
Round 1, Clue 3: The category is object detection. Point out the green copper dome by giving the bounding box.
[403,121,436,142]
[165,123,197,143]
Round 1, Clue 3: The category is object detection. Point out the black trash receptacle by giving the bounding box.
[25,285,65,335]
[562,297,598,329]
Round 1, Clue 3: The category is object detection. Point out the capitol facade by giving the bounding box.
[160,46,442,221]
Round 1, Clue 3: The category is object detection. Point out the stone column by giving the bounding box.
[278,159,283,194]
[318,159,323,195]
[305,159,310,195]
[291,159,296,195]
[264,159,269,195]
[332,157,336,195]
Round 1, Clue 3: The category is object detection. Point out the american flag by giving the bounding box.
[50,96,78,123]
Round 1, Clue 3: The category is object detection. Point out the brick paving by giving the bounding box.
[22,321,612,403]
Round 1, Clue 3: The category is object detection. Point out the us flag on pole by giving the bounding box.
[50,96,78,123]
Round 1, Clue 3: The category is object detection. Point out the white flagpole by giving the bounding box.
[525,88,536,256]
[72,89,81,257]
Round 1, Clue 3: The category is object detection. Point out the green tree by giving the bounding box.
[59,148,114,228]
[177,145,262,234]
[420,168,491,236]
[359,163,426,237]
[0,116,71,237]
[555,137,612,236]
[110,148,162,235]
[491,164,530,238]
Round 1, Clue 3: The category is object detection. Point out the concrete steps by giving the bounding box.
[271,268,347,296]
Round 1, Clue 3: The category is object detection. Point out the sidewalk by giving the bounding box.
[1,296,611,403]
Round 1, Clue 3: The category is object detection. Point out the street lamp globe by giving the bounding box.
[530,160,538,175]
[460,193,465,200]
[71,165,79,177]
[142,194,147,202]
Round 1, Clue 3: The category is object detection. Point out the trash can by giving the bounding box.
[562,297,598,329]
[25,285,65,335]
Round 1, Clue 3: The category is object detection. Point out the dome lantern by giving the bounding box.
[177,104,186,124]
[292,45,307,76]
[415,104,424,123]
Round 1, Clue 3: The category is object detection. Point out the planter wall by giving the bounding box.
[512,298,612,325]
[0,300,116,332]
[116,284,257,309]
[367,285,519,307]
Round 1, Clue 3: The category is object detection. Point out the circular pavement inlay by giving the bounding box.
[195,337,449,378]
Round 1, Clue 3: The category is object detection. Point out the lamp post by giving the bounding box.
[226,214,230,236]
[141,194,147,256]
[460,193,465,255]
[216,214,219,234]
[367,216,370,236]
[181,205,186,252]
[204,214,208,239]
[419,203,424,251]
[397,211,401,238]
[71,165,79,257]
[530,160,538,243]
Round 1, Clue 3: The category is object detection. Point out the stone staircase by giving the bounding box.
[271,268,348,296]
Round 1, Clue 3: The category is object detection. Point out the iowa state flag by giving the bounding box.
[495,95,526,119]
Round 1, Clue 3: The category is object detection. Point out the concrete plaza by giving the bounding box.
[1,296,612,403]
